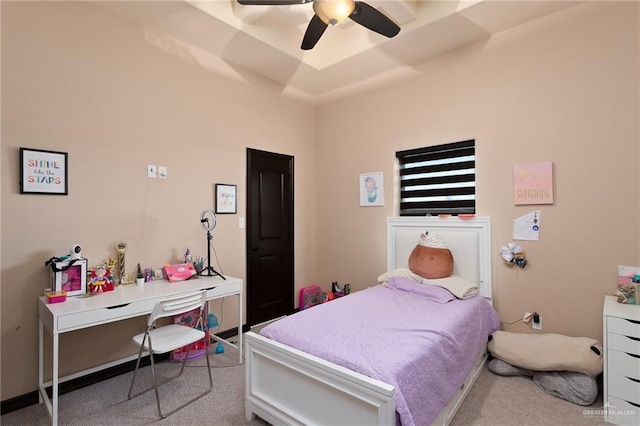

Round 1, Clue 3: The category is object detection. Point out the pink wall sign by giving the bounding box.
[513,162,554,205]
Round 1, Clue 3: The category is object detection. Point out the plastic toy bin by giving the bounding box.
[170,306,209,361]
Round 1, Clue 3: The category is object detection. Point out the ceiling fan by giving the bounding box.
[236,0,401,50]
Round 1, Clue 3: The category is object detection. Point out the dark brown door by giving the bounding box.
[246,148,294,327]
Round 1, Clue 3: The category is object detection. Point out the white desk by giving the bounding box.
[38,275,243,425]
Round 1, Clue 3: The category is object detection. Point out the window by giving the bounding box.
[396,140,475,216]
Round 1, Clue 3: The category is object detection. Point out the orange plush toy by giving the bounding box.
[408,232,453,279]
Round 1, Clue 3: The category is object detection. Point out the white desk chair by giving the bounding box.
[127,290,213,419]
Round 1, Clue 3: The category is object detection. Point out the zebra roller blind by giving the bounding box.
[396,140,476,216]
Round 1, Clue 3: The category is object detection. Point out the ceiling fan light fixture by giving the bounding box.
[313,0,355,26]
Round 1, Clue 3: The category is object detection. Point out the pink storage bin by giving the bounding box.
[170,306,209,362]
[299,285,322,310]
[45,291,67,304]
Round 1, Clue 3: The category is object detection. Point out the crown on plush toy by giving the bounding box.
[419,231,447,248]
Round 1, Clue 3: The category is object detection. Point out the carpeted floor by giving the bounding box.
[450,366,604,426]
[2,343,604,426]
[2,349,266,426]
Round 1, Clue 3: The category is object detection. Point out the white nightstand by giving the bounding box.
[603,295,640,425]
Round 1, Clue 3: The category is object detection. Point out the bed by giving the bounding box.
[245,216,498,426]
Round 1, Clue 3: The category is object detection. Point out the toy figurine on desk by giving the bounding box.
[184,246,194,264]
[185,247,207,275]
[88,263,115,294]
[106,258,117,279]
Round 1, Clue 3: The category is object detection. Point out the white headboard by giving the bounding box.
[386,216,492,300]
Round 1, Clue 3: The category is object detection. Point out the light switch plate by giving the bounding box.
[158,166,167,179]
[147,164,157,178]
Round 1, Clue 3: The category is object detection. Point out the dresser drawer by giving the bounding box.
[605,395,640,426]
[608,372,640,405]
[57,298,158,331]
[608,332,640,356]
[608,317,640,339]
[608,349,640,381]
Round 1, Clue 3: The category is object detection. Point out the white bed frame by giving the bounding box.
[245,216,492,426]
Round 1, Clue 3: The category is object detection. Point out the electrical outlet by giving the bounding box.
[532,314,543,330]
[523,311,532,323]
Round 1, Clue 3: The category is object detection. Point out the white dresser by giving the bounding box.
[603,295,640,425]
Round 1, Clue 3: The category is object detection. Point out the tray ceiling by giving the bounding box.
[91,0,582,103]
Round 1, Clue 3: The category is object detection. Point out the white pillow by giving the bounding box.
[378,268,415,283]
[423,275,478,299]
[378,268,478,299]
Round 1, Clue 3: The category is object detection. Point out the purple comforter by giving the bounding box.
[261,278,500,426]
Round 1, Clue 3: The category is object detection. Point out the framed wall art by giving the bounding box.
[513,161,554,205]
[359,172,384,207]
[20,147,68,195]
[215,183,237,214]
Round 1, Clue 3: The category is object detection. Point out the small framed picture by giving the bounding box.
[153,268,165,280]
[359,172,384,207]
[513,161,554,205]
[617,265,640,304]
[20,147,68,195]
[215,183,237,214]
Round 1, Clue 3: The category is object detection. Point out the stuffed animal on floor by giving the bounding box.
[487,358,598,406]
[487,331,603,406]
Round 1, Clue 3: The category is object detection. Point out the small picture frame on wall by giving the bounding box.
[20,147,68,195]
[513,161,554,205]
[215,183,237,214]
[359,172,384,207]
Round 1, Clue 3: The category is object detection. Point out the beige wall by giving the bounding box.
[0,1,316,399]
[316,1,639,340]
[1,0,639,403]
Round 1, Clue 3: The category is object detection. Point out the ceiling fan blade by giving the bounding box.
[237,0,313,5]
[349,1,400,38]
[301,15,328,50]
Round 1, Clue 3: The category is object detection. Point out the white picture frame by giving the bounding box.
[50,258,87,296]
[359,172,384,207]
